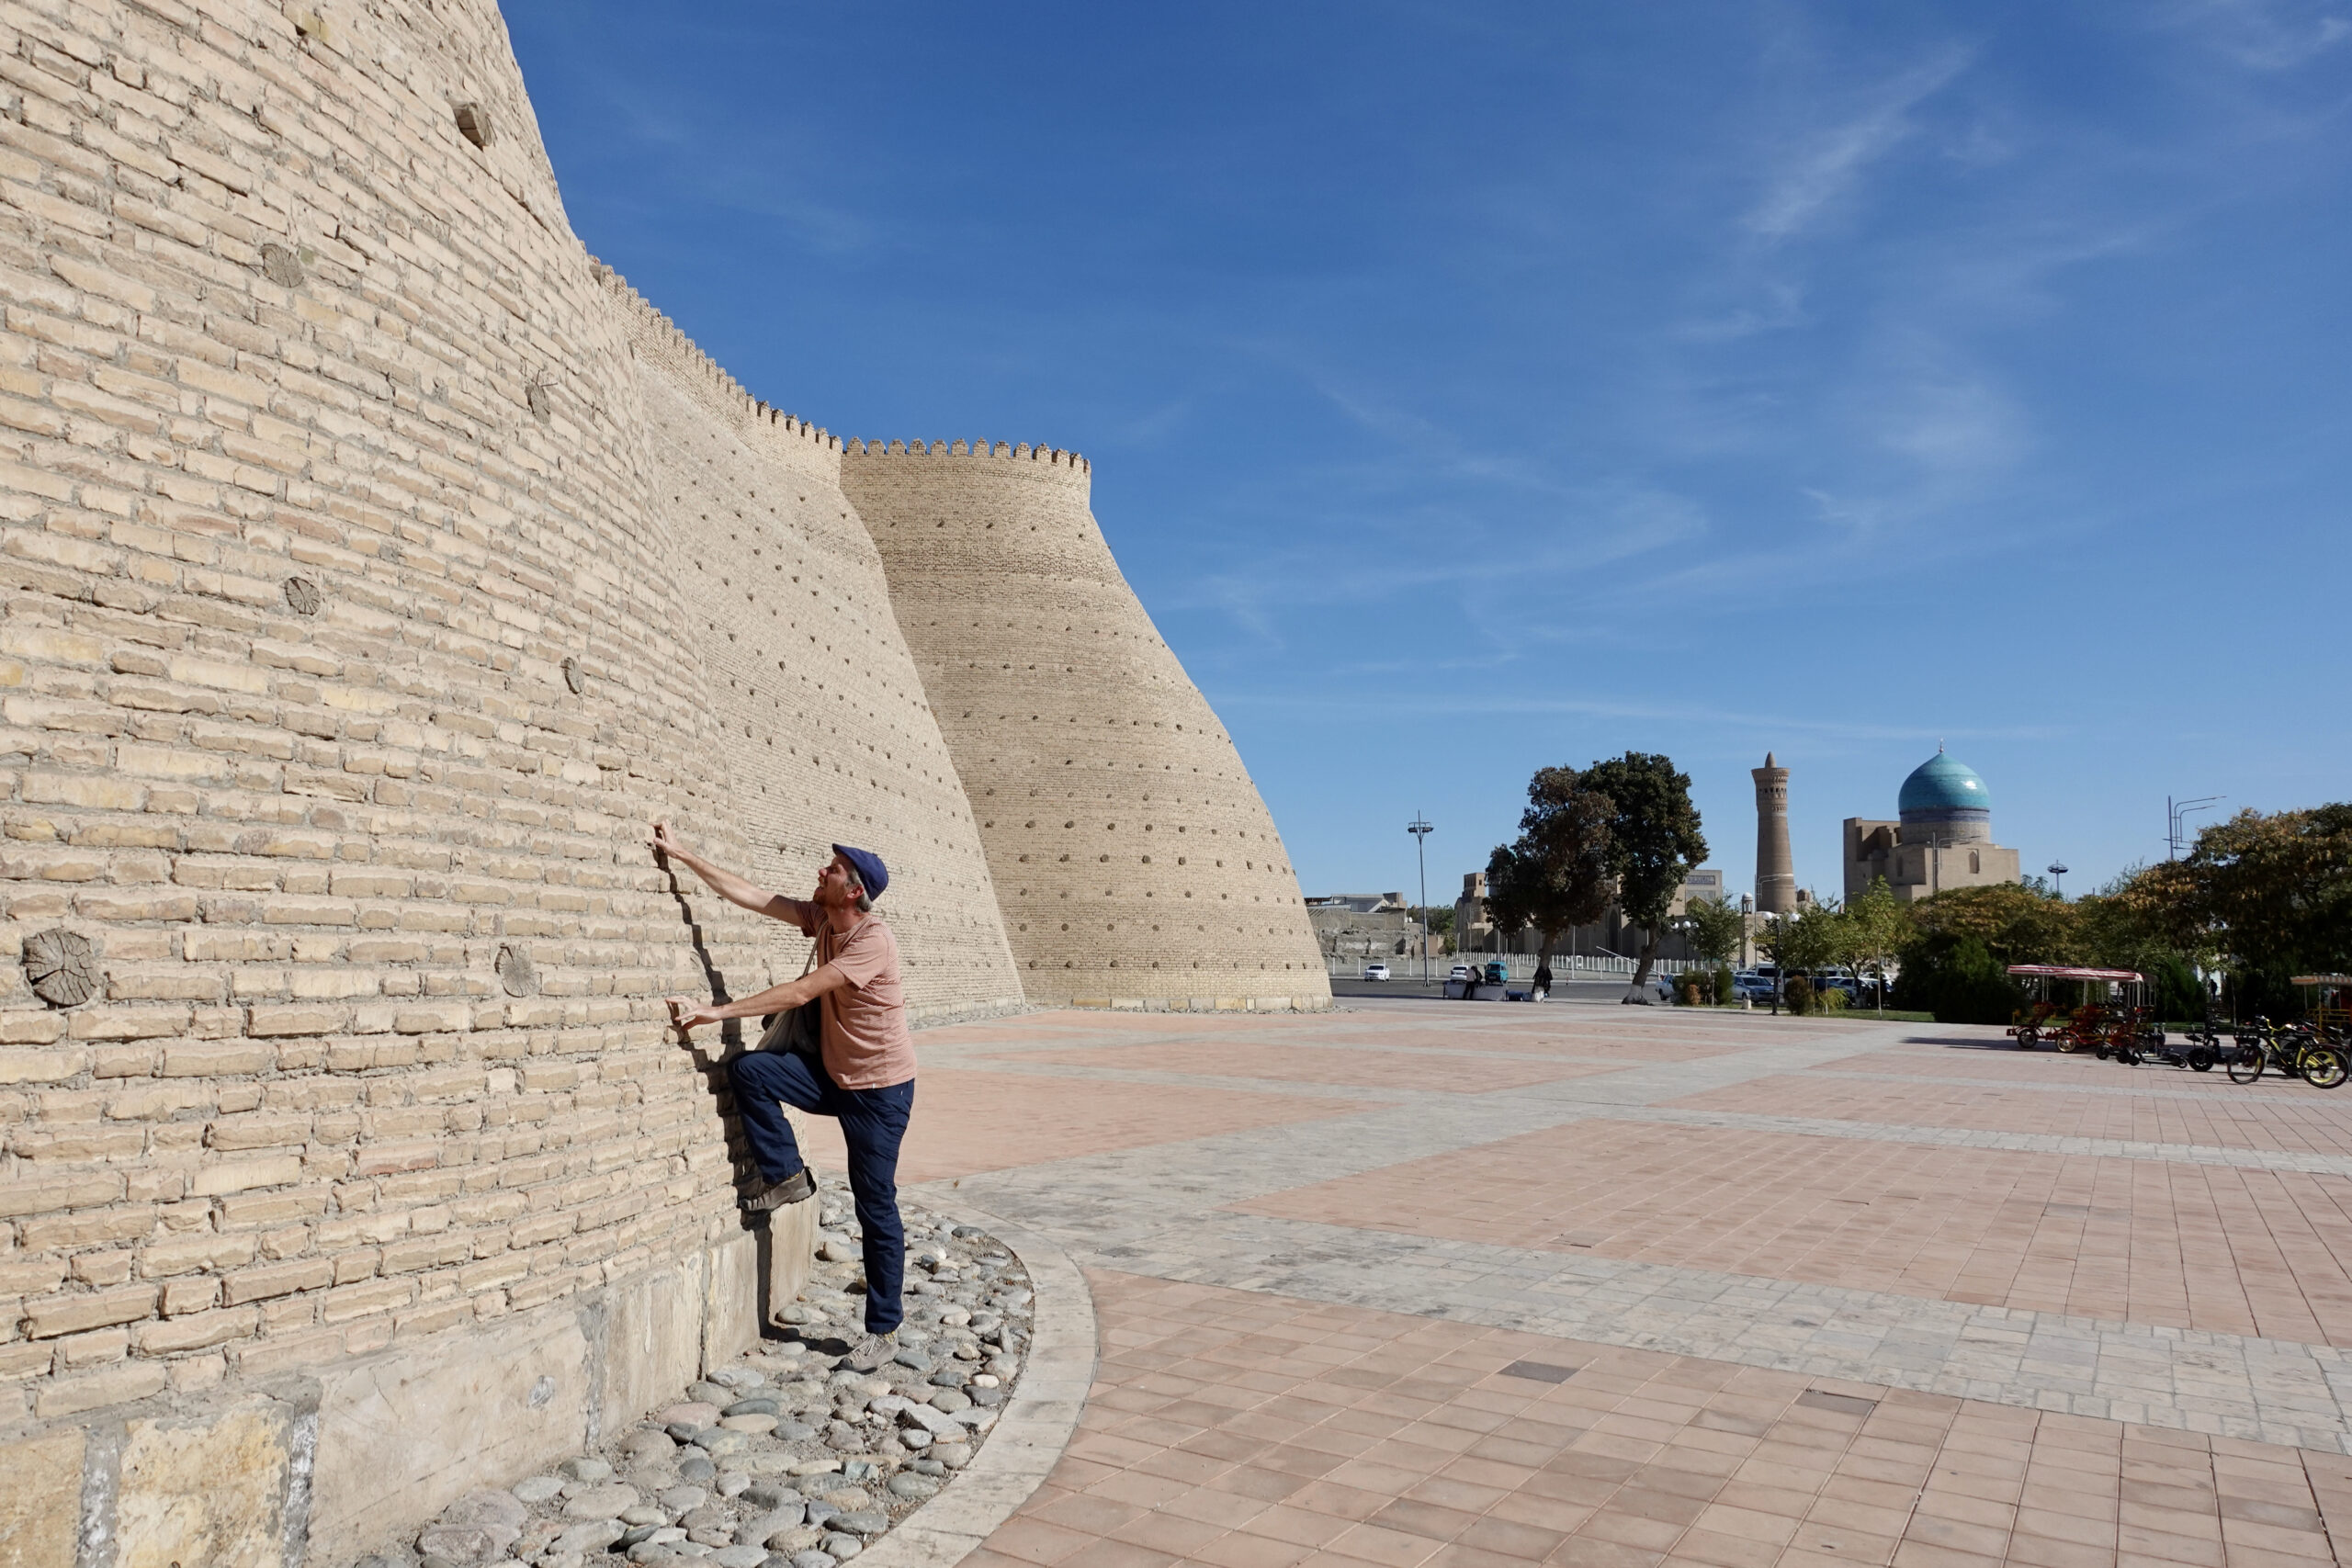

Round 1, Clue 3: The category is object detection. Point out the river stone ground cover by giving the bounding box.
[362,1177,1034,1568]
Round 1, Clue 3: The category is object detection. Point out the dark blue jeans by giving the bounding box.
[727,1049,915,1336]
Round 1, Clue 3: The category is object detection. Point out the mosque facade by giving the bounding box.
[1842,750,2023,902]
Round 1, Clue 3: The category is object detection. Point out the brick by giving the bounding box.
[23,1282,158,1337]
[32,1359,166,1417]
[0,1046,86,1084]
[136,1231,257,1278]
[131,1305,257,1354]
[0,1172,123,1218]
[188,1156,301,1197]
[219,1258,332,1306]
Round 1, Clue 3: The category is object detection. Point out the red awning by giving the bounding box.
[2006,964,2144,983]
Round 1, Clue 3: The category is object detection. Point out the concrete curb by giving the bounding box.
[850,1202,1096,1568]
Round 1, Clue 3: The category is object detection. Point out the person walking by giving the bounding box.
[1532,961,1553,1002]
[653,823,916,1371]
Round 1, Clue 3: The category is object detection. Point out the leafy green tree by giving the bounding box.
[1892,932,2022,1024]
[1679,896,1746,972]
[1758,900,1840,1004]
[1908,882,2080,966]
[1483,767,1613,961]
[1836,876,1912,1015]
[1581,752,1707,999]
[2107,806,2352,1018]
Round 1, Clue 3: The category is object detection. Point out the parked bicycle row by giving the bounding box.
[2003,965,2352,1089]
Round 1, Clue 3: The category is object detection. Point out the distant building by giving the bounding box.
[1669,867,1725,916]
[1306,893,1424,959]
[1844,750,2022,902]
[1305,892,1408,914]
[1453,870,1713,962]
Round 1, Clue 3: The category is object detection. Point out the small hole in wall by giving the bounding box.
[455,102,493,148]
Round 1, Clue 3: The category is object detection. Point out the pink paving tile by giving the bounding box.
[1232,1121,2352,1345]
[978,1041,1625,1092]
[790,1066,1375,1182]
[981,1273,2338,1568]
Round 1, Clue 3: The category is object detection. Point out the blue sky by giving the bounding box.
[505,1,2351,907]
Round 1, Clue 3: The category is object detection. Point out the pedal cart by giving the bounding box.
[2005,965,2155,1058]
[2295,976,2352,1044]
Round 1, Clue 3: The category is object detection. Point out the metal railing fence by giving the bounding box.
[1329,953,1704,981]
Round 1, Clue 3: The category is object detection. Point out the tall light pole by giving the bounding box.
[1407,815,1433,984]
[2168,795,2222,860]
[2047,862,2068,899]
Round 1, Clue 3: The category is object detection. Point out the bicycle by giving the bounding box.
[2224,1017,2347,1088]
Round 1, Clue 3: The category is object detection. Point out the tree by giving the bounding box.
[1680,896,1746,970]
[1758,899,1840,1005]
[2110,806,2352,1017]
[1908,882,2080,966]
[1484,767,1613,960]
[1837,876,1911,1015]
[1581,753,1707,1001]
[1892,931,2021,1024]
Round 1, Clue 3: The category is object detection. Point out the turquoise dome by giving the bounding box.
[1899,751,1990,815]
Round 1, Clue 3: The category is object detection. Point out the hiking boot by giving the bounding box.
[842,1331,897,1373]
[741,1168,815,1213]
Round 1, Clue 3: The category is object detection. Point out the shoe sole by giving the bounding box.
[741,1172,816,1212]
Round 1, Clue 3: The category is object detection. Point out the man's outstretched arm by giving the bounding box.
[651,820,810,928]
[668,964,849,1035]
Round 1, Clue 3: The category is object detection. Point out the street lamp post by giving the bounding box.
[2168,795,2222,860]
[2047,862,2068,899]
[1408,815,1433,985]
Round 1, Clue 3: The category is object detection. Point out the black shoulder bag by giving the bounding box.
[756,938,825,1062]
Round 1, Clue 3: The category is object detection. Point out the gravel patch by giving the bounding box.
[348,1176,1034,1568]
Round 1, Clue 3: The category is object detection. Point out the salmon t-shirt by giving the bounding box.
[806,915,916,1089]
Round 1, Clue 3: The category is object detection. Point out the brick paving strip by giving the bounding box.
[1585,1108,2352,1180]
[898,1005,2352,1469]
[957,1272,2352,1568]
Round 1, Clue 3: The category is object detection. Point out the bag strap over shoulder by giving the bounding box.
[754,937,823,1054]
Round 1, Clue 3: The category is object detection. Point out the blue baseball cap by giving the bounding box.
[831,844,888,900]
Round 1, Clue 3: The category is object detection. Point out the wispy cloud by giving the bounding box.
[1744,47,1975,243]
[2157,0,2352,70]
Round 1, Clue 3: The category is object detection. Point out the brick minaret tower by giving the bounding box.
[1753,752,1796,914]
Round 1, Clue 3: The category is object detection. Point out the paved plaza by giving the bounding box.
[802,999,2352,1568]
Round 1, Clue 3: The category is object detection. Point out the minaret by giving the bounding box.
[1753,751,1795,914]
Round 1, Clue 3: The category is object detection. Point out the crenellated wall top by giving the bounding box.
[844,437,1090,481]
[589,259,1092,491]
[590,256,840,455]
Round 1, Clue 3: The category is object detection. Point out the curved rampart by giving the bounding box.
[840,441,1329,1011]
[605,277,1024,1024]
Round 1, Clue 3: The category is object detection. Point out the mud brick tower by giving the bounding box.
[1753,751,1797,914]
[0,2,1326,1561]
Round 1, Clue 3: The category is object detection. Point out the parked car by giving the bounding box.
[1811,970,1862,1002]
[1362,963,1391,981]
[1733,971,1777,1002]
[1482,961,1509,985]
[1449,963,1474,982]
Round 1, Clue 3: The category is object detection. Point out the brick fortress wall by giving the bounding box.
[609,277,1024,1027]
[0,0,1326,1560]
[0,0,785,1562]
[841,443,1329,1012]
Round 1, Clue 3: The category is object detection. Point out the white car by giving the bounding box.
[1449,964,1474,983]
[1362,963,1391,981]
